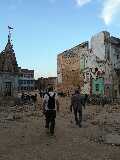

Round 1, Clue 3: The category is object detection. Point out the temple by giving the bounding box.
[0,33,19,96]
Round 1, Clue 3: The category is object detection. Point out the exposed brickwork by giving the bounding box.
[57,42,89,94]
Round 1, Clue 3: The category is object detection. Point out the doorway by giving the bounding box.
[5,82,12,96]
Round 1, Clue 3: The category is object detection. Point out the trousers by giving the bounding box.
[45,110,56,134]
[73,108,82,126]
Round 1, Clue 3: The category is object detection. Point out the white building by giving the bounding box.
[91,31,110,61]
[18,68,35,91]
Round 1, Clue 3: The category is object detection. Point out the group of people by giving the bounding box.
[42,87,86,136]
[21,93,37,109]
[88,95,112,106]
[20,88,112,136]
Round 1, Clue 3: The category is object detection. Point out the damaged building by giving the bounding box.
[36,77,57,91]
[57,42,89,94]
[80,49,111,96]
[91,31,120,98]
[80,53,105,96]
[57,31,120,97]
[110,36,120,98]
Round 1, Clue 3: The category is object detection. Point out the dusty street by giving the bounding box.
[0,97,120,160]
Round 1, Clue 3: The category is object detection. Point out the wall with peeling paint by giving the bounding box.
[92,78,104,96]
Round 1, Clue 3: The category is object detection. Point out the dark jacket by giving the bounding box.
[70,93,83,112]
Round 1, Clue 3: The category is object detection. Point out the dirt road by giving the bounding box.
[0,98,120,160]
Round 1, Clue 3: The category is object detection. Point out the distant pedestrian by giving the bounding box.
[31,94,37,110]
[70,90,84,128]
[39,90,44,98]
[42,87,59,135]
[85,94,88,103]
[101,97,106,107]
[21,92,25,104]
[21,92,24,100]
[26,94,31,103]
[83,94,88,109]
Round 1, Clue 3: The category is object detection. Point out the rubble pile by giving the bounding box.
[0,101,43,122]
[0,96,120,147]
[88,105,120,146]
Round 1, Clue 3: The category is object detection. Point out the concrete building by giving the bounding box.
[0,31,36,96]
[104,59,112,97]
[57,42,89,94]
[80,48,94,95]
[36,77,57,91]
[57,31,120,97]
[90,31,113,97]
[18,68,35,91]
[92,32,120,98]
[80,52,107,96]
[57,31,113,96]
[0,34,19,97]
[110,36,120,98]
[91,31,110,61]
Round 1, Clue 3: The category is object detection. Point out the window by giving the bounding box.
[119,84,120,94]
[114,90,117,98]
[19,80,23,85]
[27,80,30,84]
[30,80,33,84]
[117,55,119,60]
[96,84,99,92]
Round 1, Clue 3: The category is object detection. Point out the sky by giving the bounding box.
[0,0,120,79]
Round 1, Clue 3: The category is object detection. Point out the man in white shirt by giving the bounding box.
[43,87,59,135]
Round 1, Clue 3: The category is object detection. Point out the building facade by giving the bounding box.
[36,77,57,91]
[18,68,35,91]
[110,36,120,98]
[57,31,119,97]
[57,42,89,94]
[0,35,19,97]
[0,31,35,95]
[90,31,120,97]
[80,52,108,96]
[91,31,110,61]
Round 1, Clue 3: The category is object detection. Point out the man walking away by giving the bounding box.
[84,94,88,108]
[43,87,59,135]
[31,94,37,110]
[21,92,25,104]
[70,90,84,128]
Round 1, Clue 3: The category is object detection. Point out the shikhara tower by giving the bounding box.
[0,28,19,96]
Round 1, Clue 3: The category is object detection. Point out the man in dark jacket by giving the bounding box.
[70,90,84,127]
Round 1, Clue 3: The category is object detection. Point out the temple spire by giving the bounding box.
[4,26,14,54]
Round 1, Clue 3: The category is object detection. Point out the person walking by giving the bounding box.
[84,94,88,108]
[31,94,37,110]
[42,87,59,135]
[70,90,84,128]
[21,92,25,105]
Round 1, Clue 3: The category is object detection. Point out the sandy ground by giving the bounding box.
[0,96,120,160]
